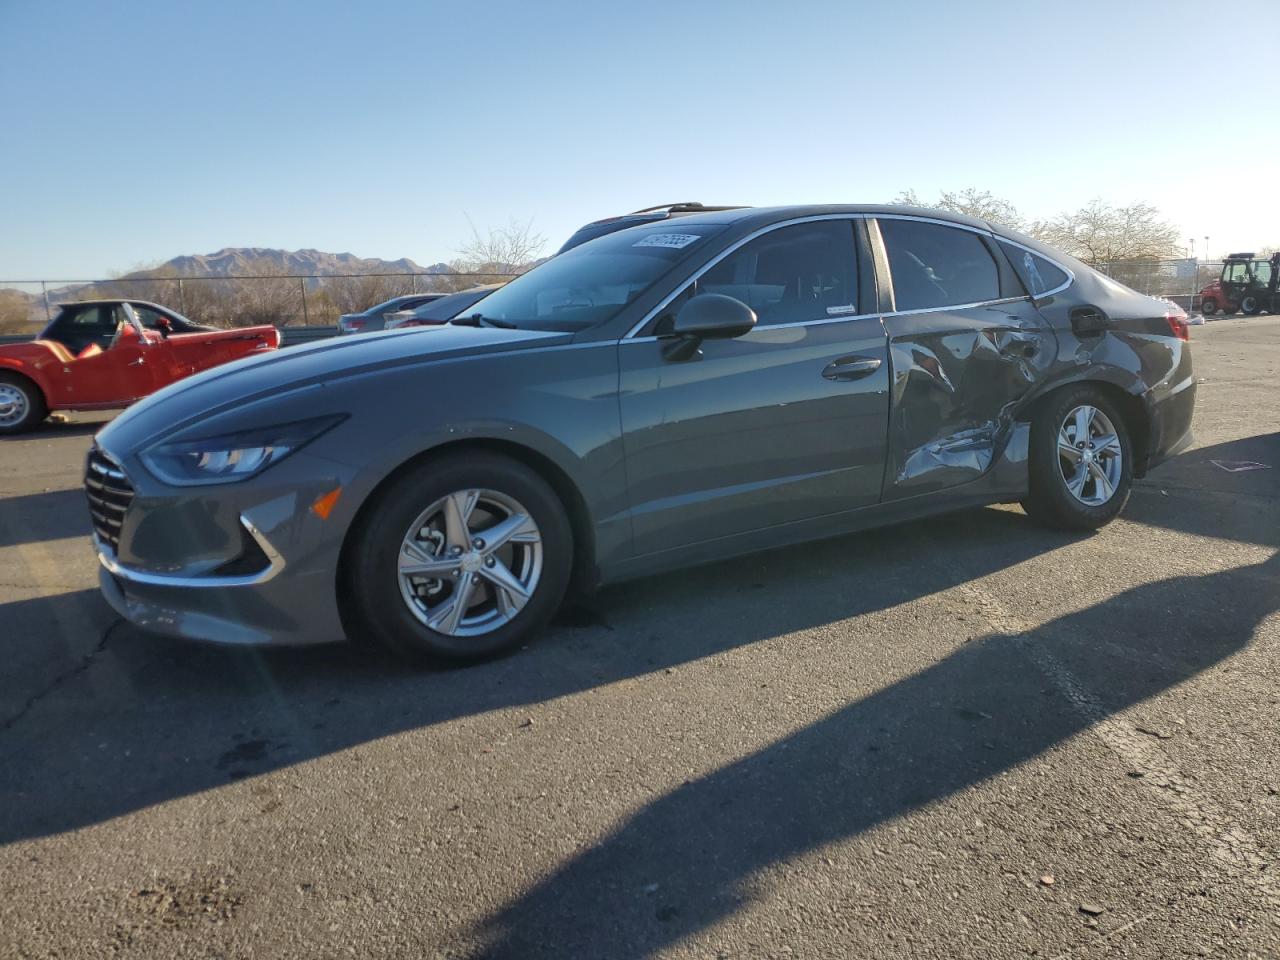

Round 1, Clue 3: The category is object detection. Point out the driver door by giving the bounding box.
[618,219,889,557]
[68,306,159,405]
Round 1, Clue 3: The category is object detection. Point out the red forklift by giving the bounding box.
[1199,252,1280,315]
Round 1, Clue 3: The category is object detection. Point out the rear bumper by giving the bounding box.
[1141,371,1197,475]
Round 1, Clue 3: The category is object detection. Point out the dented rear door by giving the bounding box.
[871,216,1057,500]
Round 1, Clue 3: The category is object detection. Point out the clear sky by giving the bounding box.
[3,0,1278,281]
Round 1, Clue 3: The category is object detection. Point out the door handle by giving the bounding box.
[822,356,881,381]
[128,357,146,366]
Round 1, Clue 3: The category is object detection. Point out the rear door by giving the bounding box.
[618,218,890,557]
[872,216,1057,500]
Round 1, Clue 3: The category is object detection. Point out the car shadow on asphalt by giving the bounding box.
[0,489,92,548]
[0,435,1276,956]
[0,417,111,441]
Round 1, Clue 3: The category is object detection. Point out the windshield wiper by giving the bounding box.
[450,313,517,329]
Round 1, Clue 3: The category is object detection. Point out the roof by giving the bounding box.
[665,203,998,232]
[56,298,170,309]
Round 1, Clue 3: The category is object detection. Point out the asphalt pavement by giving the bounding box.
[1,316,1277,959]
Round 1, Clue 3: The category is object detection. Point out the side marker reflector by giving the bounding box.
[311,487,342,520]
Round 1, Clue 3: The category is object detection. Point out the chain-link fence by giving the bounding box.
[0,271,522,336]
[1092,258,1222,305]
[0,258,1234,338]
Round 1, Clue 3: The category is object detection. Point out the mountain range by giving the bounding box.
[11,247,456,301]
[157,247,452,279]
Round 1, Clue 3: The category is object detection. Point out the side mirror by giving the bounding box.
[117,322,140,341]
[157,317,173,338]
[661,294,757,362]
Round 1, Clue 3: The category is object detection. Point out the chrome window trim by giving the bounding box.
[620,211,1080,342]
[622,310,882,345]
[94,514,285,588]
[883,295,1033,319]
[622,214,868,340]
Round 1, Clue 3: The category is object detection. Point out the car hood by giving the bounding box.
[100,325,573,452]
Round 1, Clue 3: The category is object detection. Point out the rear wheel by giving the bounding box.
[345,451,573,663]
[1240,294,1262,315]
[1022,386,1132,531]
[1200,296,1217,316]
[0,373,47,435]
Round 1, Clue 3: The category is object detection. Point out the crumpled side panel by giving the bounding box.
[885,303,1056,498]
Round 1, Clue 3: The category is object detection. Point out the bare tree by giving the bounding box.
[1030,199,1180,265]
[0,289,37,336]
[891,188,1026,231]
[230,258,306,327]
[321,272,416,316]
[437,219,547,292]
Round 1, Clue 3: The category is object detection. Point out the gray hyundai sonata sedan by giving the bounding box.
[89,205,1195,661]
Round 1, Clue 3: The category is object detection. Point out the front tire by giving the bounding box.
[1200,296,1217,316]
[0,373,47,435]
[1022,386,1133,531]
[345,451,573,663]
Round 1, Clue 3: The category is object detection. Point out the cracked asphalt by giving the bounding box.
[1,316,1277,959]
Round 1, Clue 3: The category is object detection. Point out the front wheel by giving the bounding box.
[1200,296,1217,316]
[0,373,48,435]
[1022,386,1133,531]
[344,451,573,663]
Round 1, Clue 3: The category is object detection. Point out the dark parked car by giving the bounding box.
[338,293,445,334]
[558,201,745,253]
[90,205,1195,662]
[383,285,502,330]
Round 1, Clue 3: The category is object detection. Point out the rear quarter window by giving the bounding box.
[999,241,1070,297]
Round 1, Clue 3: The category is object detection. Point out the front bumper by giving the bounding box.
[90,447,356,647]
[98,562,345,646]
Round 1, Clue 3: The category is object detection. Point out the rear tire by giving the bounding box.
[1240,294,1262,315]
[344,451,573,663]
[1021,385,1133,531]
[0,373,47,435]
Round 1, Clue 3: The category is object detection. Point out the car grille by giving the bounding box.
[84,448,134,553]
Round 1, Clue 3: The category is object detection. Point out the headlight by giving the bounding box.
[140,415,345,486]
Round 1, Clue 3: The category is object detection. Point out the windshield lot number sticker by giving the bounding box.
[634,234,701,249]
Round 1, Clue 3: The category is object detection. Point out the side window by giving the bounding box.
[879,219,1000,311]
[47,305,117,351]
[67,305,108,328]
[1224,262,1248,283]
[131,305,166,329]
[998,240,1070,297]
[694,220,858,326]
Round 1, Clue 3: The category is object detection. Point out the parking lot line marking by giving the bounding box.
[955,581,1280,914]
[0,530,131,707]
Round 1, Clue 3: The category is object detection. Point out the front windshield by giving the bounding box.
[461,224,727,332]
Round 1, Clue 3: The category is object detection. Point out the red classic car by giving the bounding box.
[0,300,280,434]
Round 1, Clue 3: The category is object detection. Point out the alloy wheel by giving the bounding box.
[1057,404,1123,506]
[396,488,543,637]
[0,383,29,428]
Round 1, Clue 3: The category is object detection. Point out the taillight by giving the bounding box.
[344,318,365,331]
[1165,311,1189,341]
